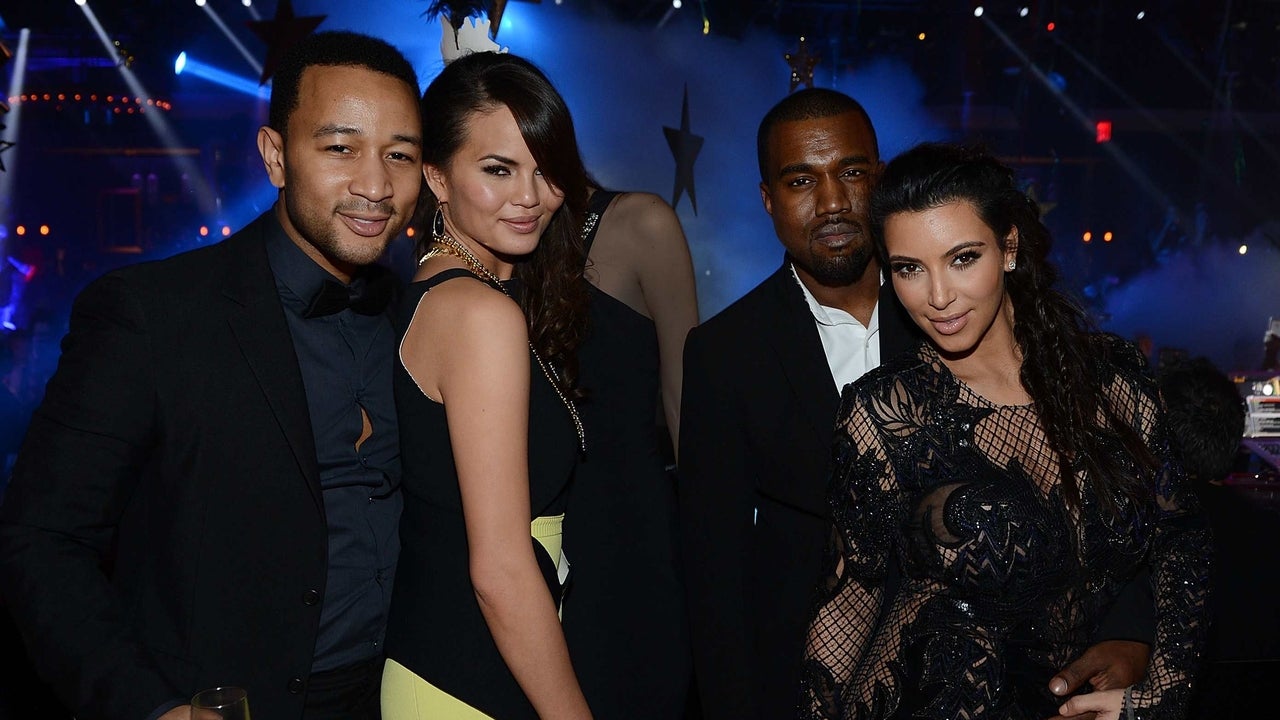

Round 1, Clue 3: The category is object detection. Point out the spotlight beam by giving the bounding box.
[178,55,271,99]
[981,18,1177,220]
[201,3,264,77]
[78,3,218,216]
[1049,34,1271,223]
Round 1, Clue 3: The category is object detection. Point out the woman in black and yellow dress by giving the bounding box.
[382,51,593,720]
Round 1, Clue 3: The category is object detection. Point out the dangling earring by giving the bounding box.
[432,206,447,241]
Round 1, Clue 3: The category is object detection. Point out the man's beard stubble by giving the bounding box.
[285,187,398,269]
[804,239,875,288]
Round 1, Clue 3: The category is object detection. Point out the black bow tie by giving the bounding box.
[302,268,396,319]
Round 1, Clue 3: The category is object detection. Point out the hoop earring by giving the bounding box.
[432,206,446,240]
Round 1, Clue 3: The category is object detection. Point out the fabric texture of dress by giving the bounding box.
[384,269,578,719]
[801,334,1211,720]
[561,190,693,718]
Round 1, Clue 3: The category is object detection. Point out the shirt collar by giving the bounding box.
[264,209,366,311]
[788,262,880,331]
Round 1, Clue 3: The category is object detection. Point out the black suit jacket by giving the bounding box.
[0,212,333,720]
[678,262,918,720]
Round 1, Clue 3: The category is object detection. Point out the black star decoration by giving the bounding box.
[785,36,820,92]
[0,139,14,173]
[247,0,327,85]
[663,85,704,215]
[489,0,510,38]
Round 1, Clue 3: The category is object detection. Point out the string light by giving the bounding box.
[1083,231,1092,243]
[6,91,172,111]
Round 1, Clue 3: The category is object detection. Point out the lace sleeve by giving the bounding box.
[800,385,907,719]
[1116,368,1213,719]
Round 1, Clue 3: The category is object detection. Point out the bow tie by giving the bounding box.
[302,268,396,319]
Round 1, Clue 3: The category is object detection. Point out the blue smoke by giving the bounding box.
[1100,236,1280,372]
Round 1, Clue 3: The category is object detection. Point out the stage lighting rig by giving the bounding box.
[113,39,135,67]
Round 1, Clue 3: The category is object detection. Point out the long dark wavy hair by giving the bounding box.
[869,143,1156,512]
[418,51,589,397]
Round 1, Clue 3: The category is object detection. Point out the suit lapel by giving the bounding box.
[761,265,842,455]
[755,265,921,518]
[220,214,324,513]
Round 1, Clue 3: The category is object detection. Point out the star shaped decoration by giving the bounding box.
[785,36,820,92]
[247,0,327,85]
[0,139,14,173]
[663,84,704,215]
[489,0,510,38]
[489,1,542,40]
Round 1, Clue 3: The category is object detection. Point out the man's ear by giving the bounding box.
[759,182,774,217]
[257,126,286,189]
[424,163,449,204]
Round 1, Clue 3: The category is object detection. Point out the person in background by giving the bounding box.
[1261,328,1279,371]
[382,50,592,720]
[0,31,421,720]
[1158,356,1277,719]
[801,142,1211,719]
[561,183,698,718]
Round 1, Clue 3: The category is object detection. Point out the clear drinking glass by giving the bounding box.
[190,686,250,720]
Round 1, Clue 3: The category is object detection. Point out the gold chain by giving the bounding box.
[421,232,586,453]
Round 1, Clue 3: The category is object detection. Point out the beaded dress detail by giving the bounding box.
[800,334,1211,719]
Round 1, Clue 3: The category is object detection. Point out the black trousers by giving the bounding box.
[303,655,385,720]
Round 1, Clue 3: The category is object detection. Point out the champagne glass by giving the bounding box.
[191,686,250,720]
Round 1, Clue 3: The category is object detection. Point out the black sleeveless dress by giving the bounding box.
[385,268,578,719]
[561,191,693,718]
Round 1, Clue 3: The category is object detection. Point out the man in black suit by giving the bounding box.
[679,89,1149,719]
[0,31,422,720]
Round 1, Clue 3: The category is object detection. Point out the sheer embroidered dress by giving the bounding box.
[800,336,1210,720]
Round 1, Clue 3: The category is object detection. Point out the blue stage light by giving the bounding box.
[174,51,186,75]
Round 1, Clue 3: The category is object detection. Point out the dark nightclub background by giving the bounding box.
[3,2,1280,718]
[1,0,1279,440]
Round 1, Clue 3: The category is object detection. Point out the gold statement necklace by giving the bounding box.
[420,233,586,453]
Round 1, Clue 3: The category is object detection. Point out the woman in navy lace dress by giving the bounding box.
[800,143,1210,720]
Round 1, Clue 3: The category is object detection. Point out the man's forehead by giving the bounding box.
[769,114,877,162]
[290,65,420,128]
[296,64,416,105]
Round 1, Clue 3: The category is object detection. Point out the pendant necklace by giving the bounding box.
[421,233,586,454]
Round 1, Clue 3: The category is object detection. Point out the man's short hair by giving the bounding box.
[1158,356,1245,483]
[756,88,879,183]
[268,31,419,136]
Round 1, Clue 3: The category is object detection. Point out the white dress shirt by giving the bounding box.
[790,264,881,394]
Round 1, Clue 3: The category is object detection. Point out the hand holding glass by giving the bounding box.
[190,686,250,720]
